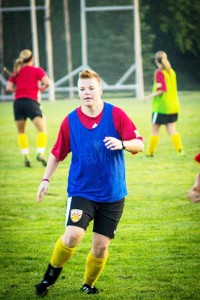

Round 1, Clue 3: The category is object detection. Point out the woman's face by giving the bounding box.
[78,78,102,108]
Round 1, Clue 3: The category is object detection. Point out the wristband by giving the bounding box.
[41,178,49,182]
[121,140,126,150]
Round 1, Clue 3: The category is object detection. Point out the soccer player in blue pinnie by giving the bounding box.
[35,69,144,296]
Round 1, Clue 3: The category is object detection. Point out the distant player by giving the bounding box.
[144,50,185,157]
[35,69,144,296]
[6,49,50,167]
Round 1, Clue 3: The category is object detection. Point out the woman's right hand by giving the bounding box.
[143,95,152,101]
[37,181,49,203]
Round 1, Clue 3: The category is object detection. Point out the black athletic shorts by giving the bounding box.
[13,98,43,121]
[152,112,178,125]
[65,196,125,239]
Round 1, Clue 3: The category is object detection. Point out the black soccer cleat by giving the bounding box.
[145,154,154,157]
[36,154,47,167]
[35,280,51,297]
[35,264,62,297]
[24,159,31,167]
[81,284,99,294]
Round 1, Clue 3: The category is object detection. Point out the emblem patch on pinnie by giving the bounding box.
[70,209,83,223]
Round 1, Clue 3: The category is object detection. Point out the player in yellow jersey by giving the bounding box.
[144,50,185,157]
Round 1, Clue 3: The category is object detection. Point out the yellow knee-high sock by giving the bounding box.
[146,135,160,156]
[18,134,29,155]
[171,133,183,153]
[50,237,76,268]
[36,132,47,154]
[84,251,108,286]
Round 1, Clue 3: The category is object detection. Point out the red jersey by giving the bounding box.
[52,104,143,161]
[9,65,46,101]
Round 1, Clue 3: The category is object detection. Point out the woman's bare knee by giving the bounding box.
[92,233,111,258]
[62,226,85,248]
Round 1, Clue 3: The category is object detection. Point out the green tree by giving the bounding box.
[143,0,200,56]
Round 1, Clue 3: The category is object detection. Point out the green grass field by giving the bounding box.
[0,92,200,300]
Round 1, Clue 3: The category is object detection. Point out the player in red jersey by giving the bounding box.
[6,49,50,167]
[35,69,144,296]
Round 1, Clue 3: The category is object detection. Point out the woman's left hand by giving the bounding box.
[103,137,123,150]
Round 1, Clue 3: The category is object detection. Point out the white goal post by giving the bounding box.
[55,0,144,99]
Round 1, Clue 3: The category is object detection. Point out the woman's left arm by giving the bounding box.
[121,138,144,153]
[39,75,50,92]
[103,136,144,153]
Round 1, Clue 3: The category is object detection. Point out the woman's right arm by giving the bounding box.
[144,70,166,101]
[144,90,163,101]
[6,80,16,93]
[36,153,60,203]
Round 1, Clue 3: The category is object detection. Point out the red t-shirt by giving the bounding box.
[9,65,46,101]
[52,105,143,161]
[155,69,167,92]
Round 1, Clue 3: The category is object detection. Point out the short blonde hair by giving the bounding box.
[79,69,101,86]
